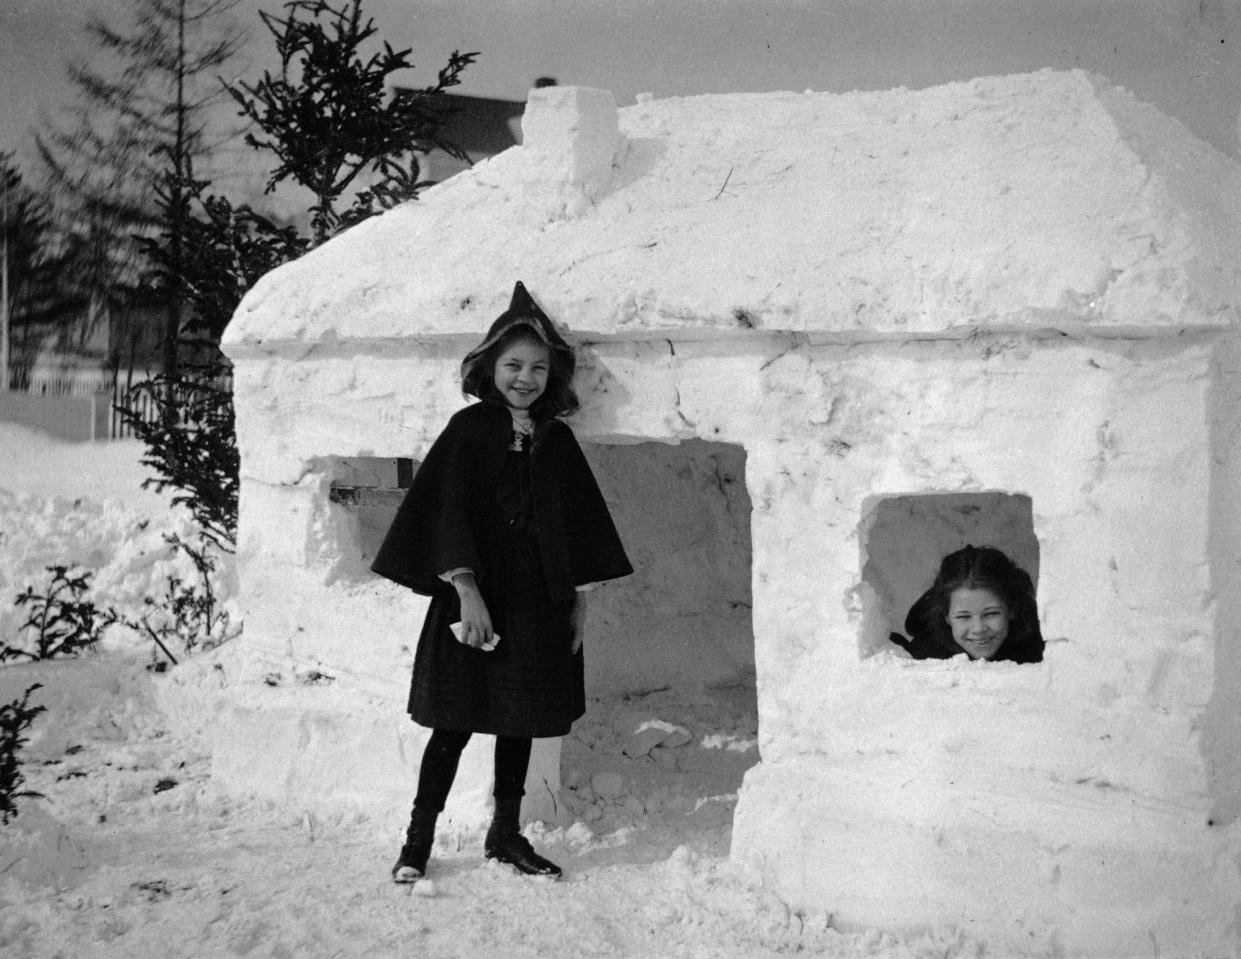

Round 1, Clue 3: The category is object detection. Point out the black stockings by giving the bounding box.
[413,730,533,814]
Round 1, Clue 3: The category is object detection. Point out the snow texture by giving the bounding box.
[225,71,1241,352]
[209,72,1241,955]
[0,425,217,659]
[0,430,996,959]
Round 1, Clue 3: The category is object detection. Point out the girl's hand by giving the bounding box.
[569,592,587,655]
[452,573,494,649]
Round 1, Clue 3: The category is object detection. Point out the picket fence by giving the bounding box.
[109,375,234,440]
[0,373,233,442]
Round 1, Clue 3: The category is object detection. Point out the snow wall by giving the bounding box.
[212,73,1241,956]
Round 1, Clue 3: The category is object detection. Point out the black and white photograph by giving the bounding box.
[1,2,1239,956]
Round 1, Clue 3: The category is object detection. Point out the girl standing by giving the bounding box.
[372,282,632,882]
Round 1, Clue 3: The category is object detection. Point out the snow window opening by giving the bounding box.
[859,492,1039,660]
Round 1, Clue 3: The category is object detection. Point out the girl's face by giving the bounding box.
[946,587,1011,660]
[493,338,550,410]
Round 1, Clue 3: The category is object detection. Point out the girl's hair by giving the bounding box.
[920,545,1044,662]
[461,322,580,420]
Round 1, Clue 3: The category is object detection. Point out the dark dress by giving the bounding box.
[371,401,632,737]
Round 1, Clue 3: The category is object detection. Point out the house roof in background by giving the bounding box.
[400,89,526,156]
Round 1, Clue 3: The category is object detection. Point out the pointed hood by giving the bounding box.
[461,281,573,367]
[460,281,580,419]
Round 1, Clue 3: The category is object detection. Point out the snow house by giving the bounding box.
[217,73,1241,956]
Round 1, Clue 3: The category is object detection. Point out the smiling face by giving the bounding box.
[493,337,550,410]
[946,587,1011,660]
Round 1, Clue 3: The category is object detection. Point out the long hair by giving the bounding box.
[914,545,1044,662]
[461,322,579,421]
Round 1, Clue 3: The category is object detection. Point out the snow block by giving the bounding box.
[521,85,619,185]
[520,85,620,220]
[733,758,1241,958]
[207,692,560,829]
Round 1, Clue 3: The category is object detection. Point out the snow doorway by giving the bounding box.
[562,439,759,858]
[859,492,1040,658]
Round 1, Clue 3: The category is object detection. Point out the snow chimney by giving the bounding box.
[520,85,619,219]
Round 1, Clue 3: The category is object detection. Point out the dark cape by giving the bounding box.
[889,589,1044,664]
[372,401,633,736]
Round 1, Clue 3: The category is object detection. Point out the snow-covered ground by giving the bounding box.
[0,423,989,958]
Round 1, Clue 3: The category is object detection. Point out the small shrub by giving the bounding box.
[165,533,238,653]
[113,532,241,664]
[3,567,108,662]
[0,684,47,824]
[113,371,239,553]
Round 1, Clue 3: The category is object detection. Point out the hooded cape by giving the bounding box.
[371,402,632,601]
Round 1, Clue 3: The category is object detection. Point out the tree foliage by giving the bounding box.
[37,0,246,377]
[141,165,309,360]
[226,0,476,243]
[118,0,474,550]
[2,154,64,388]
[121,166,308,551]
[115,370,240,551]
[0,685,46,825]
[5,568,109,662]
[111,532,241,662]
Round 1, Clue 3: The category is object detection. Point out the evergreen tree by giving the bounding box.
[120,0,475,550]
[226,0,476,244]
[37,0,246,380]
[144,174,309,363]
[1,154,62,390]
[122,173,308,550]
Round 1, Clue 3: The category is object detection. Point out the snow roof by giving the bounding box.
[223,69,1241,357]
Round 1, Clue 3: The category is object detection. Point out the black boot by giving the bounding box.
[484,796,562,878]
[392,806,437,882]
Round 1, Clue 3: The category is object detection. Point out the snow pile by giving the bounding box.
[0,424,227,659]
[0,423,169,508]
[0,490,204,653]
